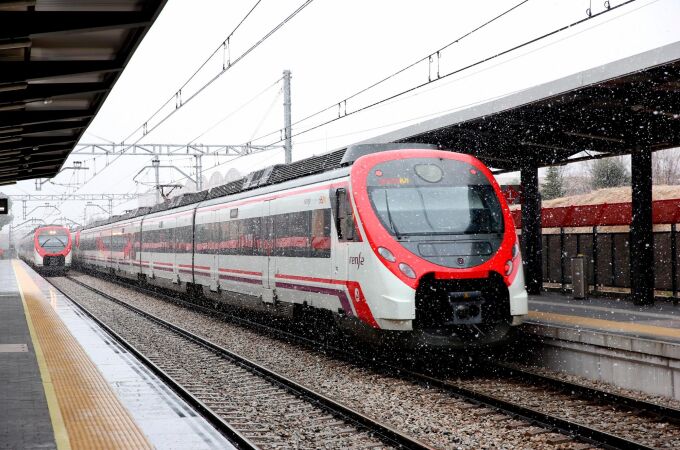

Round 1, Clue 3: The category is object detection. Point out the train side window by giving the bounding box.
[335,188,354,241]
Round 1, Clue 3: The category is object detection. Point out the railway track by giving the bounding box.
[51,275,433,450]
[62,271,680,449]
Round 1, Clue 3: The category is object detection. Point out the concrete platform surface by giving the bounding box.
[1,259,235,450]
[527,291,680,343]
[522,291,680,400]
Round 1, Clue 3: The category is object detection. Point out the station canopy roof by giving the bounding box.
[360,41,680,172]
[0,0,167,185]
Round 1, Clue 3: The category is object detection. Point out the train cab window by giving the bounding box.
[335,188,355,241]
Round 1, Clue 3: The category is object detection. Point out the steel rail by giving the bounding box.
[73,270,663,450]
[44,278,257,450]
[62,275,435,450]
[490,361,680,421]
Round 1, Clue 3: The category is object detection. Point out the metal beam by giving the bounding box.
[0,151,71,166]
[9,193,139,202]
[0,82,109,105]
[521,158,542,295]
[4,121,87,139]
[71,143,277,157]
[0,110,94,128]
[630,146,654,305]
[0,61,122,84]
[0,11,150,39]
[0,136,76,152]
[14,169,55,181]
[0,1,36,9]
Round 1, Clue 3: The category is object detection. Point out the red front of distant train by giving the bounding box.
[18,225,72,272]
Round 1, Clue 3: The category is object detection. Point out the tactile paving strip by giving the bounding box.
[14,261,152,450]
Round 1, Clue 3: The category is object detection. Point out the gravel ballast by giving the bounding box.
[55,273,615,449]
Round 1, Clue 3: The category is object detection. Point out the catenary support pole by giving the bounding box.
[283,70,292,164]
[630,146,654,305]
[153,159,160,205]
[521,160,543,295]
[195,154,203,191]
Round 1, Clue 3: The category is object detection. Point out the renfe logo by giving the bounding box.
[349,253,365,269]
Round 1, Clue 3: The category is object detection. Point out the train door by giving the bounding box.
[331,187,352,284]
[261,200,275,303]
[207,210,219,292]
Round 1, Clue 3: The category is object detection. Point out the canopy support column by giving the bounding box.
[630,146,654,305]
[521,161,542,295]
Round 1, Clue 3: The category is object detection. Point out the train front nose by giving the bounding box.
[414,272,512,339]
[43,255,65,267]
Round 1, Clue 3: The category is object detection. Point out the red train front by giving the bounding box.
[18,225,72,273]
[345,148,528,347]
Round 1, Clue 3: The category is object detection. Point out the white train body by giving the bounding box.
[74,145,528,348]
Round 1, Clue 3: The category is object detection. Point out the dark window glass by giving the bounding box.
[37,231,68,252]
[367,158,504,236]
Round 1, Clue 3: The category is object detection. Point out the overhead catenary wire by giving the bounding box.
[35,0,537,224]
[44,0,317,217]
[246,0,532,146]
[138,79,285,196]
[38,0,650,223]
[293,85,534,147]
[249,87,283,144]
[164,147,282,188]
[188,77,283,145]
[250,0,642,149]
[290,0,530,132]
[120,0,316,147]
[121,0,265,144]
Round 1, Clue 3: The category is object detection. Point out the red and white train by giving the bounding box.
[18,224,72,273]
[73,144,528,348]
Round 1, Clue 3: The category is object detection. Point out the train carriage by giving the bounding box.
[73,144,528,349]
[18,224,72,273]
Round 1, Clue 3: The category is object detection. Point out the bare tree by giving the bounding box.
[652,148,680,185]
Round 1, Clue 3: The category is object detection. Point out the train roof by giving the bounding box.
[21,223,69,238]
[81,143,439,231]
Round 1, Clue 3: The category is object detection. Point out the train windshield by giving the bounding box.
[37,230,69,251]
[367,158,504,237]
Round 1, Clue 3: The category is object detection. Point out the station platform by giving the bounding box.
[0,259,234,450]
[521,291,680,401]
[527,291,680,344]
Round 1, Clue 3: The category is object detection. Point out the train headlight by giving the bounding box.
[377,246,396,262]
[504,260,513,276]
[398,262,416,279]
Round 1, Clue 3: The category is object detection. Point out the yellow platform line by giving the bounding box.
[13,260,153,450]
[528,310,680,340]
[15,264,71,450]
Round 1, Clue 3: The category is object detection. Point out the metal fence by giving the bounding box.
[521,226,679,296]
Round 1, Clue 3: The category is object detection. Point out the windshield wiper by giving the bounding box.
[383,191,402,239]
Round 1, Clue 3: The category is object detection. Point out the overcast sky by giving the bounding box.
[4,0,679,227]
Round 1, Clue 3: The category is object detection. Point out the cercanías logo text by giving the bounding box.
[349,253,364,269]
